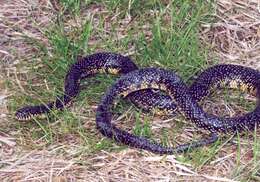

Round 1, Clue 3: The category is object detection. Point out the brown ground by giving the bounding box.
[0,0,259,181]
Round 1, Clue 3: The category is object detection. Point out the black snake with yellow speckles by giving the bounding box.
[15,52,260,154]
[15,52,177,120]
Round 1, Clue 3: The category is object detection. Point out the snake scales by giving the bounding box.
[15,52,260,154]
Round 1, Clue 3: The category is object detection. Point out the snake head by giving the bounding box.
[15,106,35,121]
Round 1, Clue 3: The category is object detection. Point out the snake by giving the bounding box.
[15,52,260,154]
[15,52,176,120]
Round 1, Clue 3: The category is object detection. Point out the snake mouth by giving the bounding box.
[15,102,55,121]
[15,112,33,121]
[15,106,40,121]
[15,115,33,121]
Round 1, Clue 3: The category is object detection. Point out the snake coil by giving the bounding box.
[15,52,260,154]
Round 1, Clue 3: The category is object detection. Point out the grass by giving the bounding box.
[10,0,214,152]
[2,0,260,181]
[133,112,152,138]
[6,0,239,155]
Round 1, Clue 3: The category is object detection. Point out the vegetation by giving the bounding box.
[1,0,260,181]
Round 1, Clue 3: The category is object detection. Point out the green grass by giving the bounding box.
[9,0,216,152]
[133,112,152,138]
[8,0,260,178]
[231,129,260,181]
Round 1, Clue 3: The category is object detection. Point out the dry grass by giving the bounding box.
[201,0,260,68]
[1,0,260,181]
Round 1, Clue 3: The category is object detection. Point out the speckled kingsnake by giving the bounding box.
[15,52,260,154]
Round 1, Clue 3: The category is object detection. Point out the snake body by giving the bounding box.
[15,52,176,120]
[96,66,260,154]
[15,52,260,154]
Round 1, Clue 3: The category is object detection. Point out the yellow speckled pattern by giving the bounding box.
[96,65,260,154]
